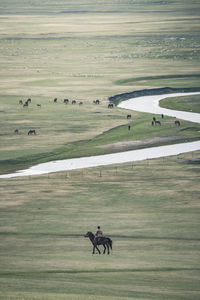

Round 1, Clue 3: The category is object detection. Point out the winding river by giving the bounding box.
[0,92,200,179]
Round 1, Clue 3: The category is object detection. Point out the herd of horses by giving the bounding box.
[127,114,180,127]
[151,115,181,126]
[14,97,181,136]
[19,98,101,107]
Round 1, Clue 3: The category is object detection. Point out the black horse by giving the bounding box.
[108,103,114,108]
[28,129,36,135]
[84,232,112,255]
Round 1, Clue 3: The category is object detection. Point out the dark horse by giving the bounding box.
[155,120,161,125]
[84,232,112,255]
[28,129,36,135]
[175,120,180,126]
[108,103,114,108]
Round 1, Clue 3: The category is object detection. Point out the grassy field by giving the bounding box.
[0,93,200,174]
[0,0,200,173]
[0,152,200,300]
[0,0,200,100]
[0,0,200,172]
[160,94,200,113]
[0,0,200,299]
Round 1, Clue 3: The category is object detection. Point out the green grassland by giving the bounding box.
[0,94,200,175]
[160,94,200,113]
[0,0,200,173]
[0,0,200,299]
[0,0,200,100]
[0,152,200,300]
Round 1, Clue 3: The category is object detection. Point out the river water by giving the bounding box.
[0,92,200,178]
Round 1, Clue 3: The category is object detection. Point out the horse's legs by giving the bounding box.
[96,246,101,254]
[93,245,101,254]
[93,245,95,254]
[103,244,106,254]
[106,243,110,254]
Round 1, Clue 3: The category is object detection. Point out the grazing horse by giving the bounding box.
[19,100,23,105]
[155,120,161,125]
[175,120,180,126]
[84,232,112,255]
[127,114,131,119]
[64,99,69,104]
[79,101,83,105]
[72,100,76,104]
[54,98,57,103]
[14,129,19,134]
[37,104,41,107]
[28,129,36,135]
[93,99,100,104]
[108,103,114,108]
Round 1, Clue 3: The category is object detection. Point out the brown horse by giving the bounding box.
[155,120,161,125]
[127,114,131,119]
[14,129,19,134]
[84,232,112,254]
[72,100,76,104]
[175,120,180,126]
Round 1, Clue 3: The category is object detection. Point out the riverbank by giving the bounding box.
[109,87,200,106]
[118,92,200,123]
[1,91,200,178]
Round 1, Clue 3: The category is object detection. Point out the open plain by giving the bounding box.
[0,0,200,299]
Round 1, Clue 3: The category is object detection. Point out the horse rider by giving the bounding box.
[95,226,103,243]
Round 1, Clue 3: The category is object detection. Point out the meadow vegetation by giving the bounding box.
[0,0,200,299]
[0,0,200,173]
[0,151,200,300]
[0,0,200,100]
[0,94,200,174]
[160,94,200,113]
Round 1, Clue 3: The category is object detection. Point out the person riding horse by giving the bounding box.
[95,226,103,243]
